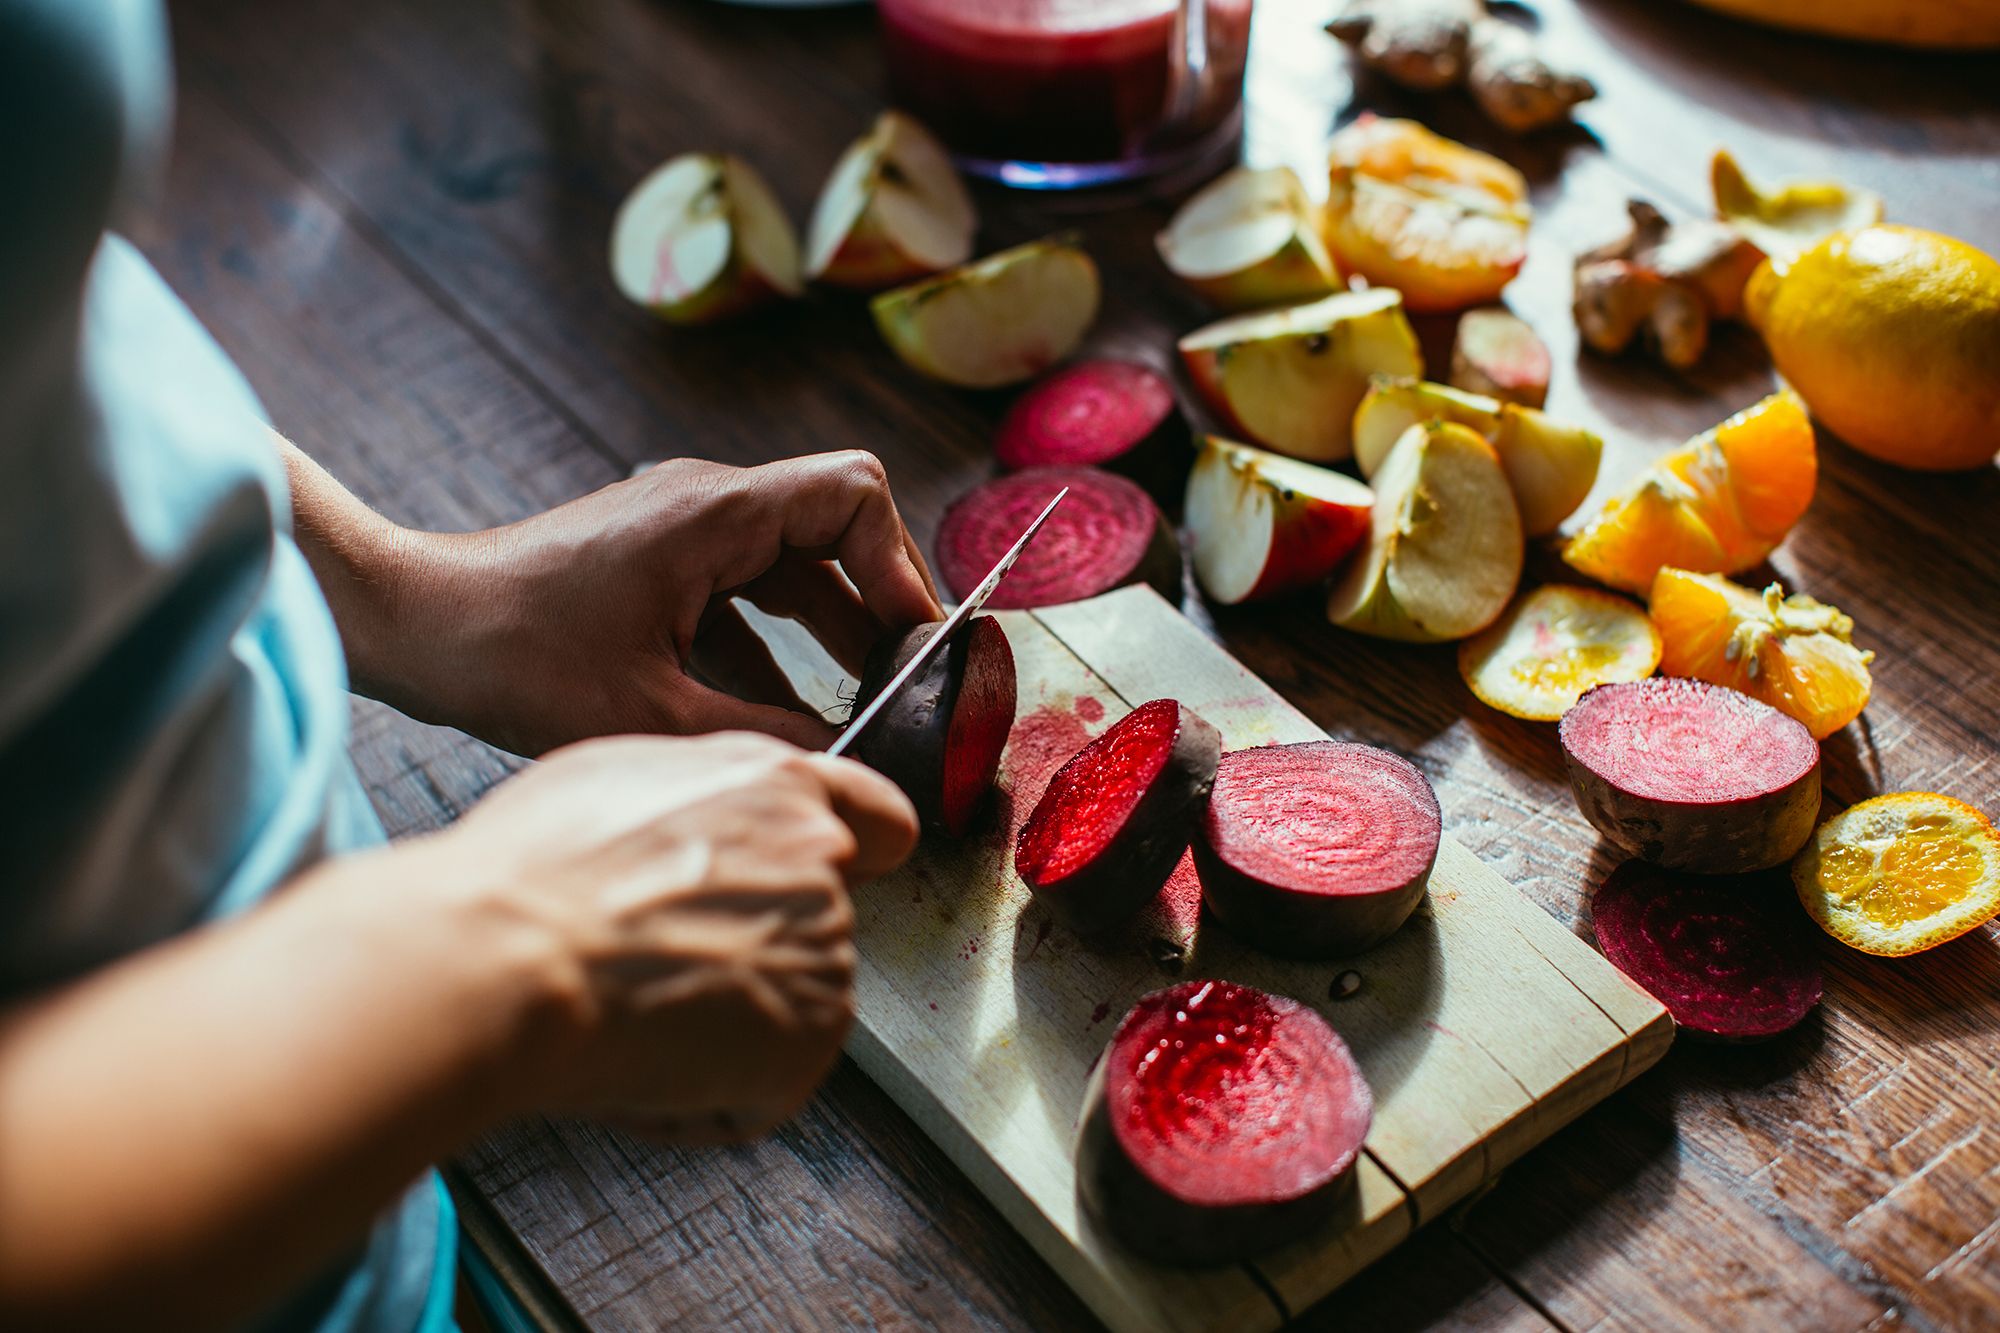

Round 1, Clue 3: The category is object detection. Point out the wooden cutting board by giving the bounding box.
[767,585,1672,1333]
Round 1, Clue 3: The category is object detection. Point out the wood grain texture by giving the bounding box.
[143,0,2000,1327]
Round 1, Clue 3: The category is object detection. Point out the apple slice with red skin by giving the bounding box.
[1076,979,1373,1263]
[850,616,1016,837]
[1450,306,1551,408]
[1185,436,1374,605]
[805,110,976,291]
[935,467,1181,611]
[1155,165,1342,311]
[610,153,801,324]
[872,236,1100,389]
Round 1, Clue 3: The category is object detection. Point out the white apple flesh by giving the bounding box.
[1156,165,1342,311]
[871,237,1100,389]
[805,111,976,291]
[1185,436,1374,604]
[610,153,801,324]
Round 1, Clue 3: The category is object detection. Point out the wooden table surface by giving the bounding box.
[143,1,2000,1327]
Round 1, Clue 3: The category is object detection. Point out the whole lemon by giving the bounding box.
[1744,225,2000,472]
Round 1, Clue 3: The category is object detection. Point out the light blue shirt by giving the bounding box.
[0,1,454,1327]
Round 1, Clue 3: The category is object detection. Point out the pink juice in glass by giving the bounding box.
[879,0,1254,186]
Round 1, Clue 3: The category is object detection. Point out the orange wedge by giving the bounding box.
[1793,793,2000,956]
[1458,584,1661,721]
[1649,568,1873,740]
[1563,392,1816,594]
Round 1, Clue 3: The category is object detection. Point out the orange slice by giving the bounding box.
[1458,585,1661,721]
[1649,568,1873,740]
[1793,793,2000,956]
[1563,392,1816,594]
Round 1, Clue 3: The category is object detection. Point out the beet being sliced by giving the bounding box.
[1076,979,1373,1263]
[1560,677,1820,873]
[934,467,1181,610]
[851,615,1016,836]
[1195,741,1442,957]
[1592,861,1824,1040]
[1015,699,1221,936]
[993,360,1190,495]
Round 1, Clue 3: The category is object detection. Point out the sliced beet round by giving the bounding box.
[1559,677,1821,874]
[1592,861,1824,1041]
[1076,979,1373,1263]
[1195,741,1441,958]
[1015,699,1221,936]
[934,467,1182,610]
[993,360,1189,496]
[851,615,1016,836]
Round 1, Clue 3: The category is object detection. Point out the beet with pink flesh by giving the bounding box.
[1015,699,1221,936]
[1076,979,1373,1263]
[851,615,1016,836]
[993,360,1190,497]
[1560,677,1821,874]
[1195,741,1441,958]
[934,467,1182,610]
[1592,860,1823,1040]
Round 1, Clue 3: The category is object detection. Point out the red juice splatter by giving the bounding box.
[1090,1000,1112,1025]
[1075,695,1105,723]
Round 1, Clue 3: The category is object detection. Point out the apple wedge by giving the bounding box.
[1177,289,1422,463]
[1450,306,1550,408]
[871,236,1100,389]
[805,111,977,291]
[1351,377,1600,536]
[1327,420,1523,642]
[610,153,801,324]
[1157,165,1342,311]
[1185,436,1374,604]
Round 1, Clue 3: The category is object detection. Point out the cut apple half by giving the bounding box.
[610,153,801,324]
[806,111,976,291]
[1157,165,1342,311]
[1327,420,1524,642]
[1185,436,1374,605]
[1177,288,1422,463]
[1351,377,1501,478]
[1458,584,1662,721]
[871,236,1100,389]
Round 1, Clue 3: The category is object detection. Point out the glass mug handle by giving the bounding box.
[1163,0,1213,140]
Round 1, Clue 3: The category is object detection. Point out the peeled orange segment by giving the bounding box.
[1563,391,1816,594]
[1650,568,1873,740]
[1793,793,2000,957]
[1458,585,1662,721]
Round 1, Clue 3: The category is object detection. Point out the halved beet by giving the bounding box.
[1559,677,1821,873]
[1015,699,1221,936]
[934,467,1182,610]
[1592,861,1824,1040]
[1195,741,1441,957]
[851,615,1016,836]
[1076,979,1373,1263]
[993,360,1190,496]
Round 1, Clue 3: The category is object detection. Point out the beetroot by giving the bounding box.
[1195,741,1441,958]
[1592,861,1824,1040]
[851,615,1016,836]
[934,467,1181,610]
[1076,979,1373,1263]
[1015,699,1221,936]
[993,360,1189,495]
[1560,678,1821,874]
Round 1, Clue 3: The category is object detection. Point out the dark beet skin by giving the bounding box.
[851,615,1016,836]
[1195,741,1442,958]
[1592,861,1824,1041]
[1015,700,1221,936]
[993,361,1191,500]
[1560,678,1821,874]
[1076,979,1372,1264]
[935,467,1182,611]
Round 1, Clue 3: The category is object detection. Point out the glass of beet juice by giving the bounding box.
[878,0,1255,189]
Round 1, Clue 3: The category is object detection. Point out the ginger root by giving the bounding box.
[1572,200,1764,371]
[1327,0,1596,133]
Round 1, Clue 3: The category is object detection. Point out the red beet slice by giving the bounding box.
[1076,979,1373,1263]
[934,467,1182,610]
[1592,861,1823,1040]
[851,615,1017,836]
[1559,677,1821,874]
[993,360,1189,495]
[1016,699,1221,936]
[1195,741,1441,958]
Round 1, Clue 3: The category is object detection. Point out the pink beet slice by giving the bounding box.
[1076,979,1373,1263]
[852,615,1016,836]
[1195,741,1441,958]
[993,360,1189,493]
[935,467,1181,610]
[1016,699,1221,936]
[1592,861,1823,1040]
[1559,677,1821,874]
